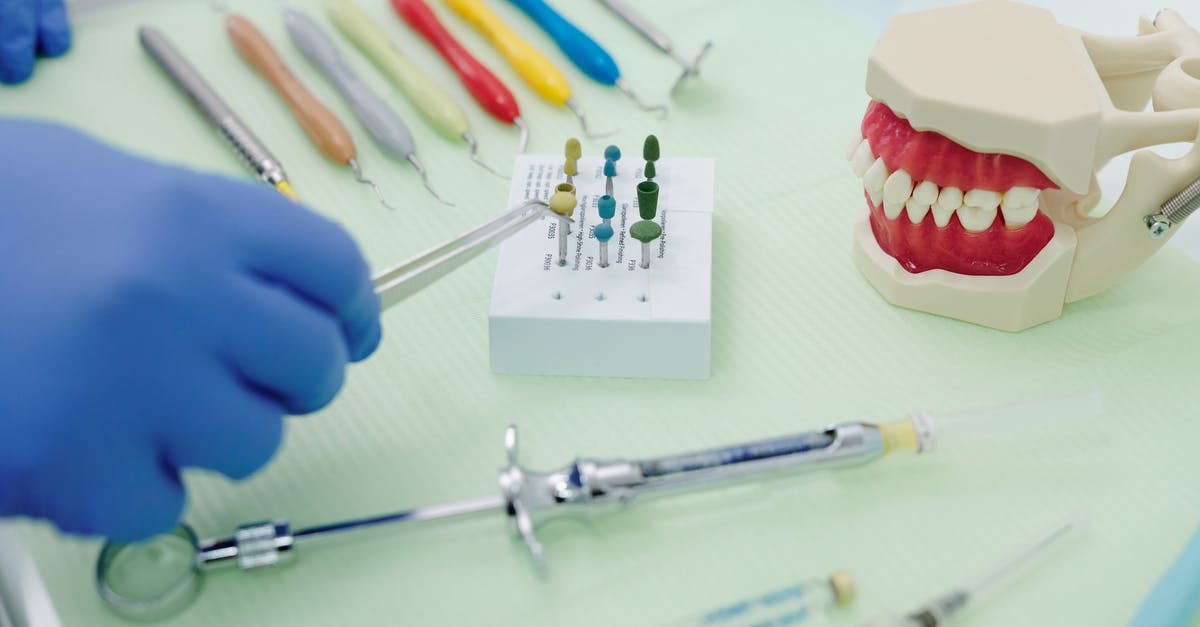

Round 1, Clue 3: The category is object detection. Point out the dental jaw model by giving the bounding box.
[849,1,1200,331]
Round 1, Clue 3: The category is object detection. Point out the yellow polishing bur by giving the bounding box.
[274,180,298,202]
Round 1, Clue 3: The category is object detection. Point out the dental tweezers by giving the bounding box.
[372,199,561,309]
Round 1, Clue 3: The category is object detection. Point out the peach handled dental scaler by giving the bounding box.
[324,0,507,178]
[224,14,400,209]
[442,0,618,139]
[391,0,529,153]
[283,8,453,206]
[849,1,1200,332]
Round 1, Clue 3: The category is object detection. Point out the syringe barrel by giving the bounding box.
[628,422,888,494]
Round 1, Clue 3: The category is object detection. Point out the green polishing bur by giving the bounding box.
[637,181,660,220]
[630,220,662,243]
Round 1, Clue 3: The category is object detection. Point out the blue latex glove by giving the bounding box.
[0,119,382,541]
[0,0,71,84]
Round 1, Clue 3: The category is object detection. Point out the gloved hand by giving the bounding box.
[0,119,382,541]
[0,0,71,84]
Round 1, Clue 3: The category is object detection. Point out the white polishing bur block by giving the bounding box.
[489,155,715,379]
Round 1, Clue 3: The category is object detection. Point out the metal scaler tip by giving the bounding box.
[406,154,454,207]
[463,133,507,179]
[348,159,400,211]
[669,40,714,96]
[565,98,618,139]
[514,117,530,154]
[615,78,668,117]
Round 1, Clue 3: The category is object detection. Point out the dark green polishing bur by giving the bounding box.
[637,181,659,220]
[630,220,662,243]
[643,135,660,162]
[644,161,656,180]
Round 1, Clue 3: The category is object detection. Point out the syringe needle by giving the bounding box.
[966,519,1079,599]
[900,519,1080,627]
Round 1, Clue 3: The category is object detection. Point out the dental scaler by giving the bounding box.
[95,392,1100,619]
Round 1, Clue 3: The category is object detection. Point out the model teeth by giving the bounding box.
[958,204,998,232]
[850,146,1044,229]
[912,180,939,206]
[847,136,864,161]
[959,190,1001,232]
[1001,186,1041,227]
[905,197,931,224]
[904,180,938,225]
[863,158,888,206]
[930,202,955,228]
[849,139,874,178]
[883,169,913,219]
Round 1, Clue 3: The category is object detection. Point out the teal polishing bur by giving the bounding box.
[594,222,615,268]
[598,195,617,223]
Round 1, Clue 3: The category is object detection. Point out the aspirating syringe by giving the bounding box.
[95,392,1101,620]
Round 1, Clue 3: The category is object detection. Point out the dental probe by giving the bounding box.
[862,519,1080,627]
[391,0,530,153]
[138,27,298,202]
[224,14,399,210]
[594,0,712,96]
[1145,174,1200,239]
[507,0,667,116]
[325,0,506,178]
[282,8,453,206]
[443,0,618,139]
[94,392,1102,620]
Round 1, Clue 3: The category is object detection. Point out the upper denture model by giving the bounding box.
[848,0,1200,332]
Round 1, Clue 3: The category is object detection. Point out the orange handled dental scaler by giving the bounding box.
[391,0,528,152]
[225,14,398,209]
[443,0,616,138]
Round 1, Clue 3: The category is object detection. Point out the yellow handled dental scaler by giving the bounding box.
[443,0,614,138]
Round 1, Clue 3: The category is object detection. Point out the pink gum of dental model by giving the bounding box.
[847,0,1200,332]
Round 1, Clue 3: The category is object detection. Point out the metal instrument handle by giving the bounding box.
[595,0,672,52]
[138,26,284,184]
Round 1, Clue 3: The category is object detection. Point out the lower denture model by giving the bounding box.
[848,0,1200,331]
